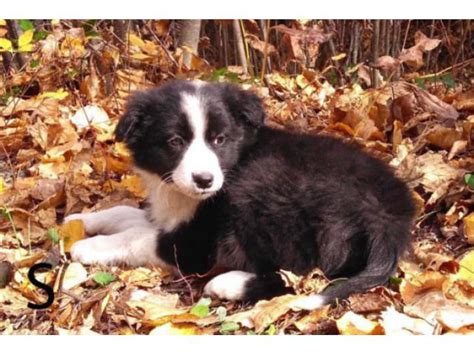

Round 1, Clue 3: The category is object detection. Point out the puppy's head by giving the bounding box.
[116,80,265,200]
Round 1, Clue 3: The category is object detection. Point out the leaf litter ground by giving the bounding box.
[1,25,474,335]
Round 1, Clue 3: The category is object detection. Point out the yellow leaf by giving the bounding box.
[39,89,69,100]
[120,175,147,199]
[456,250,474,282]
[0,38,12,52]
[331,53,347,61]
[0,20,6,26]
[18,29,34,49]
[463,213,474,245]
[18,44,33,52]
[0,176,4,194]
[51,19,60,25]
[336,311,384,335]
[128,33,145,48]
[149,322,200,335]
[60,220,85,253]
[131,52,151,60]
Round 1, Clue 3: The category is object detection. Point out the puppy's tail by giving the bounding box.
[320,236,400,304]
[243,237,401,306]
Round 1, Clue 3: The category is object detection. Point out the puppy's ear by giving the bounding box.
[223,84,265,128]
[115,93,147,142]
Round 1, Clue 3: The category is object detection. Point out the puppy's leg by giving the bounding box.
[204,271,316,303]
[65,205,149,236]
[203,271,257,301]
[70,225,169,268]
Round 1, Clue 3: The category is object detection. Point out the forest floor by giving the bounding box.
[1,22,474,334]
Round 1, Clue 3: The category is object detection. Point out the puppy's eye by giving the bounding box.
[168,136,185,147]
[213,134,226,146]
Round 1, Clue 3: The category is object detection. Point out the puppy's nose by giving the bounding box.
[192,172,214,189]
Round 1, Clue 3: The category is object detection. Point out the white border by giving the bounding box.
[1,0,471,19]
[1,335,471,354]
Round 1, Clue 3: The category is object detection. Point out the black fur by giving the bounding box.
[117,80,416,303]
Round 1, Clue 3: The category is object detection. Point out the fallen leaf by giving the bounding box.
[405,291,474,332]
[126,290,184,324]
[294,306,329,333]
[59,220,85,253]
[62,262,88,290]
[448,140,467,160]
[463,214,474,244]
[149,322,201,335]
[426,126,462,150]
[373,55,401,73]
[93,272,116,287]
[226,293,327,332]
[70,105,110,130]
[400,271,447,303]
[453,89,474,111]
[349,291,391,313]
[336,311,384,335]
[380,307,435,335]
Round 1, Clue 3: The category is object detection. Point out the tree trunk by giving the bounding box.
[177,20,202,69]
[232,20,248,74]
[352,21,361,65]
[371,20,381,88]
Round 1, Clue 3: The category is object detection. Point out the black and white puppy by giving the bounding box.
[66,80,415,306]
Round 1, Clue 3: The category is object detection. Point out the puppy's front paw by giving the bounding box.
[70,237,123,266]
[203,271,255,301]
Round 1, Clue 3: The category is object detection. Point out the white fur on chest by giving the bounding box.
[136,168,200,233]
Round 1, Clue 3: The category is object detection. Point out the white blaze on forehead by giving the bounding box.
[182,93,206,138]
[172,92,224,198]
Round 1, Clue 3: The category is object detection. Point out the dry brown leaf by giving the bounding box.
[404,291,474,332]
[294,306,330,333]
[410,151,463,205]
[453,89,474,111]
[246,34,276,55]
[398,31,441,70]
[126,289,184,324]
[118,267,164,288]
[400,271,447,303]
[354,118,385,141]
[226,293,326,332]
[426,127,463,150]
[279,268,329,295]
[390,81,459,121]
[349,291,391,314]
[448,140,468,160]
[374,55,401,73]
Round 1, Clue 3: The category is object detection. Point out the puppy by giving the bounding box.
[67,80,415,305]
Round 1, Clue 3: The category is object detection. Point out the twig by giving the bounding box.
[401,19,411,51]
[260,19,271,81]
[416,58,473,80]
[144,21,179,69]
[60,288,84,303]
[173,245,194,303]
